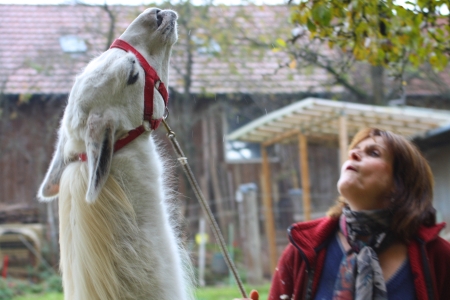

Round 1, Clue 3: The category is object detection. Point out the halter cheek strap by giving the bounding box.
[77,39,169,162]
[110,39,168,128]
[110,39,169,153]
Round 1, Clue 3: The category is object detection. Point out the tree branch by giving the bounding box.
[102,4,116,50]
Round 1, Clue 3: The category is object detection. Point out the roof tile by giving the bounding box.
[0,4,446,97]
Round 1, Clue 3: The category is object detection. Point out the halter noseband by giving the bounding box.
[77,39,169,162]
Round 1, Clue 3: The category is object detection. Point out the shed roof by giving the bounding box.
[227,98,450,145]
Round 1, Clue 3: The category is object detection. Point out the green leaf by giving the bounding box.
[417,0,428,9]
[307,18,317,32]
[290,0,450,79]
[429,52,438,67]
[377,48,385,63]
[320,6,332,26]
[311,3,322,23]
[311,3,332,26]
[435,51,448,70]
[409,53,420,67]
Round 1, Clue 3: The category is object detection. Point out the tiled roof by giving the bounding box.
[0,4,340,96]
[0,5,139,94]
[0,4,446,97]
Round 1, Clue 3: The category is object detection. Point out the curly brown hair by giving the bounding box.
[327,128,436,241]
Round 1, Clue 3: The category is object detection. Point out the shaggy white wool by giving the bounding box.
[38,7,194,300]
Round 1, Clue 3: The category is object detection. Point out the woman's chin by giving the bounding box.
[337,178,356,196]
[337,180,366,207]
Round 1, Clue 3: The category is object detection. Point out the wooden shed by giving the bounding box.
[227,97,450,272]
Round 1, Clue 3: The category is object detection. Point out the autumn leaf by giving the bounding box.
[289,59,297,69]
[276,38,287,48]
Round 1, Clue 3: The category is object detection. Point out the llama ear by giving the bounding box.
[38,132,66,201]
[85,113,115,203]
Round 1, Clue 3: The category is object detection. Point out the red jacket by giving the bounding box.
[269,217,450,300]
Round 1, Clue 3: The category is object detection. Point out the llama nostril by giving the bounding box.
[156,14,163,27]
[156,11,163,27]
[127,72,139,85]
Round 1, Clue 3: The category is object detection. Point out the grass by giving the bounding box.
[195,283,270,300]
[14,294,63,300]
[13,284,271,300]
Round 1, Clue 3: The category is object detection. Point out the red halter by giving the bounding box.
[78,39,169,162]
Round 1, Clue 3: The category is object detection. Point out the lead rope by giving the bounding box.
[161,118,248,299]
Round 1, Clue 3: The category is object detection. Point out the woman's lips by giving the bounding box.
[346,165,357,172]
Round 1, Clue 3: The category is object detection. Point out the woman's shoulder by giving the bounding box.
[287,216,339,256]
[415,222,450,260]
[288,216,339,235]
[427,235,450,256]
[424,234,450,298]
[416,222,446,243]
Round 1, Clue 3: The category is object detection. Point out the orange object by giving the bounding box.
[249,290,259,300]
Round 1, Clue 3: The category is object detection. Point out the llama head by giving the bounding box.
[38,8,178,203]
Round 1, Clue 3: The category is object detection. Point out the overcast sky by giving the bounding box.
[1,0,447,15]
[0,0,287,5]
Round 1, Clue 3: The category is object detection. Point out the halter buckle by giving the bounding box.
[142,120,151,131]
[163,107,170,120]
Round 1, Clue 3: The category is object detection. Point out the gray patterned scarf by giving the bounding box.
[332,207,395,300]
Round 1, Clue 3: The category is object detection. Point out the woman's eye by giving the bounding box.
[369,150,380,157]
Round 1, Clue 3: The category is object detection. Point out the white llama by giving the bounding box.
[38,8,193,300]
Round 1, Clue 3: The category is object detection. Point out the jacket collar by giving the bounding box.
[416,222,446,243]
[288,217,339,269]
[288,217,446,265]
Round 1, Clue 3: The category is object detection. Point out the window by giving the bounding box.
[59,35,87,53]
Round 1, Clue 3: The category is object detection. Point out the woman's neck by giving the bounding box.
[346,197,389,211]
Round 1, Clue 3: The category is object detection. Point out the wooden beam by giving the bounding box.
[260,146,278,273]
[258,126,286,133]
[262,129,301,147]
[269,121,297,129]
[298,133,311,221]
[339,114,348,166]
[282,116,314,124]
[262,114,341,147]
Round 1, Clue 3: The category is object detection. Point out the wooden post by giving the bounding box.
[339,113,348,166]
[241,183,263,285]
[208,114,227,232]
[260,146,278,273]
[201,118,210,209]
[298,133,311,221]
[200,118,212,243]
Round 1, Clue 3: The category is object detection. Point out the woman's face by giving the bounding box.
[337,136,395,210]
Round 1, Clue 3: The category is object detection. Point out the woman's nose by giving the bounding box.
[349,149,361,161]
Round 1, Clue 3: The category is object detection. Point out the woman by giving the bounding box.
[242,128,450,300]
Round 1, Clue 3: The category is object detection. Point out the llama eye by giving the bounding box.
[127,72,139,85]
